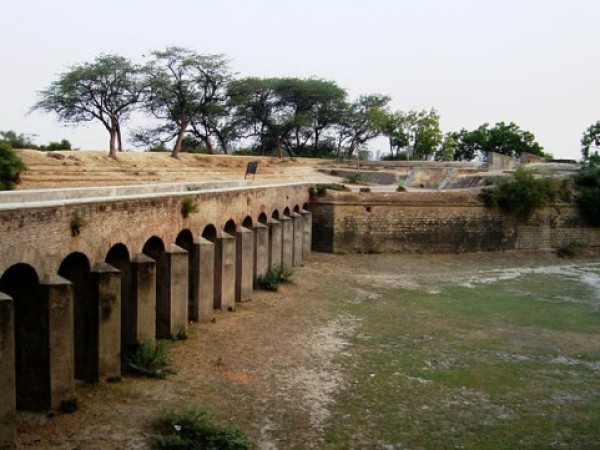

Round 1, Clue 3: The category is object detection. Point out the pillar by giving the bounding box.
[268,219,282,270]
[197,237,215,322]
[156,244,188,339]
[128,253,156,346]
[91,263,121,382]
[301,209,312,258]
[0,292,15,450]
[214,232,236,310]
[253,222,269,285]
[235,227,254,303]
[281,215,294,270]
[39,274,76,409]
[291,212,303,267]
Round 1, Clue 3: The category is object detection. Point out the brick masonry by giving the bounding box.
[310,190,600,253]
[0,185,309,277]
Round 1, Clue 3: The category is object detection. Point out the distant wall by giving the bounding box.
[311,191,600,254]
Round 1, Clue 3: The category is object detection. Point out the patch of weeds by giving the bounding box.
[257,267,293,291]
[556,240,583,258]
[70,212,87,236]
[308,183,350,198]
[396,184,407,192]
[180,198,199,218]
[58,398,78,414]
[155,403,250,450]
[176,328,188,341]
[359,187,371,193]
[123,340,176,379]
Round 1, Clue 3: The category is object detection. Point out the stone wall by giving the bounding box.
[311,190,600,254]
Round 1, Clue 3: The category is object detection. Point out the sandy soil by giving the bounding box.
[15,250,598,449]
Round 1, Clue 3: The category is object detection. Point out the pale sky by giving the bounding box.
[1,0,598,160]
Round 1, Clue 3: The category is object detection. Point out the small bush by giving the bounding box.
[396,185,407,192]
[345,172,365,184]
[257,267,293,291]
[308,183,350,197]
[155,403,250,450]
[123,340,176,379]
[557,240,582,258]
[359,187,371,193]
[0,141,26,190]
[481,168,566,221]
[181,198,199,218]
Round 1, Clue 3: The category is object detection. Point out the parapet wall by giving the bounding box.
[311,191,600,253]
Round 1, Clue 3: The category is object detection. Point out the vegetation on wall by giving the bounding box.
[481,168,567,221]
[574,165,600,226]
[0,141,26,190]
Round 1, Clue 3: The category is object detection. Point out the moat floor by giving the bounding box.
[16,250,600,449]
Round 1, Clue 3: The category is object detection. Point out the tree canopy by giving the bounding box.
[33,54,143,158]
[581,121,600,165]
[449,122,546,161]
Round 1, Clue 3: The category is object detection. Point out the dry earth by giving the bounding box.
[15,250,598,449]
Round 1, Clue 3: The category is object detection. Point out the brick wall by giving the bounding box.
[0,185,309,277]
[311,190,600,253]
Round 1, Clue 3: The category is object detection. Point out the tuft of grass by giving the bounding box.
[257,267,293,291]
[180,198,199,218]
[396,184,407,192]
[155,403,250,450]
[359,187,371,193]
[123,340,176,379]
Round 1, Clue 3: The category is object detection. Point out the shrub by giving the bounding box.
[70,212,87,236]
[345,172,365,184]
[155,404,250,450]
[308,183,350,198]
[257,267,293,291]
[0,141,26,190]
[481,168,566,221]
[123,340,176,379]
[396,185,407,192]
[556,240,582,258]
[181,198,199,218]
[574,166,600,226]
[359,187,371,193]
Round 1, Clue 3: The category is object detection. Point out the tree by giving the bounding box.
[435,133,459,161]
[335,95,390,158]
[449,122,545,161]
[411,109,443,160]
[140,47,231,158]
[33,54,143,158]
[0,130,37,149]
[581,121,600,165]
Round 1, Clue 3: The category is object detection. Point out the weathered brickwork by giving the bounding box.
[311,191,600,253]
[0,185,309,277]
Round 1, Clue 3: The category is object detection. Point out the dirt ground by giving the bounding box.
[15,249,598,449]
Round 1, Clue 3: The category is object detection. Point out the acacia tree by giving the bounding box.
[33,54,142,158]
[581,121,600,165]
[335,95,390,158]
[450,122,545,161]
[139,47,231,158]
[378,109,442,160]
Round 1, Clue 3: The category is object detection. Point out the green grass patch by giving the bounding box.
[323,268,600,449]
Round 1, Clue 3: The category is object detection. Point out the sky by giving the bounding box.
[1,0,598,160]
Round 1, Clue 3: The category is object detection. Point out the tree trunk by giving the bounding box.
[116,122,123,152]
[109,128,117,159]
[202,136,214,155]
[276,136,283,158]
[171,122,189,159]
